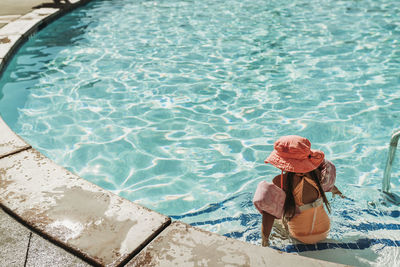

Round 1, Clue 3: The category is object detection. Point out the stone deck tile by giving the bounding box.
[0,208,31,267]
[0,34,22,61]
[26,233,92,267]
[0,17,43,36]
[0,148,171,266]
[0,8,65,62]
[0,15,22,24]
[0,116,30,159]
[0,0,51,16]
[127,221,345,267]
[20,7,60,20]
[0,8,60,45]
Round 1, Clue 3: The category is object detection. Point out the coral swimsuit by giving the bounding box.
[287,176,330,244]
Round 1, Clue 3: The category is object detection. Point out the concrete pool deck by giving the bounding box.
[0,1,347,266]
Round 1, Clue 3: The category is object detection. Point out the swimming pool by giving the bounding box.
[1,0,400,265]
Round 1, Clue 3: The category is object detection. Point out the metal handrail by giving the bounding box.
[382,130,400,197]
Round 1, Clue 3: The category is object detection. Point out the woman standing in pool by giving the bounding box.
[253,135,343,246]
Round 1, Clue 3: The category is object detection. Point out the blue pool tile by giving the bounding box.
[316,242,329,250]
[245,232,260,242]
[284,244,298,253]
[391,210,400,218]
[289,244,300,253]
[270,238,400,255]
[348,243,359,249]
[295,244,311,252]
[338,243,350,249]
[380,239,396,246]
[356,238,372,249]
[327,243,340,249]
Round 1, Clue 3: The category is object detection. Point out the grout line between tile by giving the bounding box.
[117,217,172,267]
[0,203,99,266]
[0,146,31,160]
[24,232,33,267]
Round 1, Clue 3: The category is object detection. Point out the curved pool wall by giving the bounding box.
[0,1,344,266]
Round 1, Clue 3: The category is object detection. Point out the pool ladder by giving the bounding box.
[382,130,400,204]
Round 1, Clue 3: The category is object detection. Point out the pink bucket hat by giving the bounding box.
[265,135,324,173]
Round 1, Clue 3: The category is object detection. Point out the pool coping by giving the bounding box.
[0,1,347,266]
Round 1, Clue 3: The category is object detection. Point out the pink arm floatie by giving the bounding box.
[253,181,286,219]
[319,159,336,192]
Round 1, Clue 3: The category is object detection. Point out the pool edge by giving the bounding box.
[0,1,347,266]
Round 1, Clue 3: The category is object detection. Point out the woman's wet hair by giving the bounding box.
[310,169,331,213]
[283,172,296,221]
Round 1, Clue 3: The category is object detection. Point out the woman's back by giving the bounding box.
[289,174,330,244]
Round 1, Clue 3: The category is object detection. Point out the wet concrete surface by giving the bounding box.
[127,221,343,267]
[0,208,30,266]
[0,207,90,267]
[0,148,170,266]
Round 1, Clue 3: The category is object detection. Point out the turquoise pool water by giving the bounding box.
[1,0,400,265]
